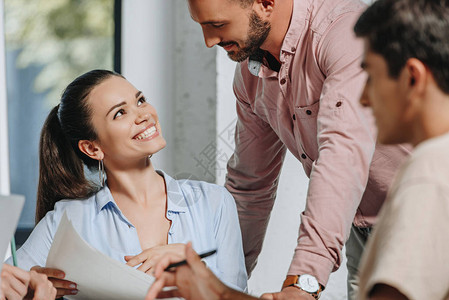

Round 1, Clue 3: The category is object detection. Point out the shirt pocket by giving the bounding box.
[293,100,320,161]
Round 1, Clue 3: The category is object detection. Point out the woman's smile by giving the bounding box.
[133,123,159,141]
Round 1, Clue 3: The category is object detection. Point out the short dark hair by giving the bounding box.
[354,0,449,94]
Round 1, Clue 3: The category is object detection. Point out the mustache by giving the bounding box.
[218,41,238,48]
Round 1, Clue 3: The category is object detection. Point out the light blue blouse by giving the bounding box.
[7,171,247,291]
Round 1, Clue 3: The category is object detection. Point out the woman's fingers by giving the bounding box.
[125,253,146,267]
[136,257,155,273]
[55,288,78,297]
[30,267,77,297]
[30,267,64,280]
[126,244,186,269]
[48,278,76,290]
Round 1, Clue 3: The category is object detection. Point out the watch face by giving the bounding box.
[298,274,319,293]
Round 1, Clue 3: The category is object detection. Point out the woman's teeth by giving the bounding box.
[135,126,156,140]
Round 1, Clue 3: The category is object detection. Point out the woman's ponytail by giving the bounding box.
[36,106,96,223]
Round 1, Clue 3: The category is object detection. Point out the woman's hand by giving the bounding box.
[30,266,77,298]
[125,243,186,274]
[25,270,57,300]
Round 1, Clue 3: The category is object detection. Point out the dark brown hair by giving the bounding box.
[36,69,123,223]
[354,0,449,94]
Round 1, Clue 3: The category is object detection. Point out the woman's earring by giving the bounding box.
[98,159,105,187]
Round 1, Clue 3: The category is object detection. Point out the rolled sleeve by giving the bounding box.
[288,12,376,285]
[226,71,287,276]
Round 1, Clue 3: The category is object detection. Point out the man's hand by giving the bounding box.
[0,264,30,300]
[125,243,186,274]
[30,266,77,298]
[145,242,246,300]
[261,286,315,300]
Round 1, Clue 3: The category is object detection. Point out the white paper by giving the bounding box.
[0,194,25,268]
[46,212,158,300]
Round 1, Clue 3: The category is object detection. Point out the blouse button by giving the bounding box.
[306,110,312,115]
[301,154,307,159]
[280,78,287,85]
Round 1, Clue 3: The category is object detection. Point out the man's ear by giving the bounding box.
[404,58,427,96]
[401,58,428,120]
[78,140,104,161]
[253,0,275,16]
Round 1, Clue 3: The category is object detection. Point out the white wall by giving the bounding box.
[122,0,218,182]
[172,2,217,182]
[122,0,174,174]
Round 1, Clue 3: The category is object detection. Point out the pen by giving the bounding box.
[164,249,217,271]
[10,236,18,267]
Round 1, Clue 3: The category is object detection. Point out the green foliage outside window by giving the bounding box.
[4,0,114,105]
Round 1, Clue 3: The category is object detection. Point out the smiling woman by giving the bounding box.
[5,70,247,298]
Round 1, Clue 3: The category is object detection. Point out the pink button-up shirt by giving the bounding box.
[225,0,410,286]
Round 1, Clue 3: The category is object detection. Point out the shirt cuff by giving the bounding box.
[287,249,336,286]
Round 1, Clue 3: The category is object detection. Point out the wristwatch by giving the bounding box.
[282,274,324,299]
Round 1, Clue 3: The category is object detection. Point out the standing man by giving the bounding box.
[187,0,409,299]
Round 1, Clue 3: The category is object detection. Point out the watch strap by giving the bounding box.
[282,275,300,289]
[282,275,324,299]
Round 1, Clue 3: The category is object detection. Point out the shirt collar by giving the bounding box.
[95,184,116,213]
[94,171,187,215]
[157,170,187,214]
[281,0,310,55]
[95,184,135,227]
[248,49,265,76]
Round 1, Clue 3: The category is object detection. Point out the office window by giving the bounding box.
[4,0,117,237]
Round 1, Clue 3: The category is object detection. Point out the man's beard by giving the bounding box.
[221,11,271,62]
